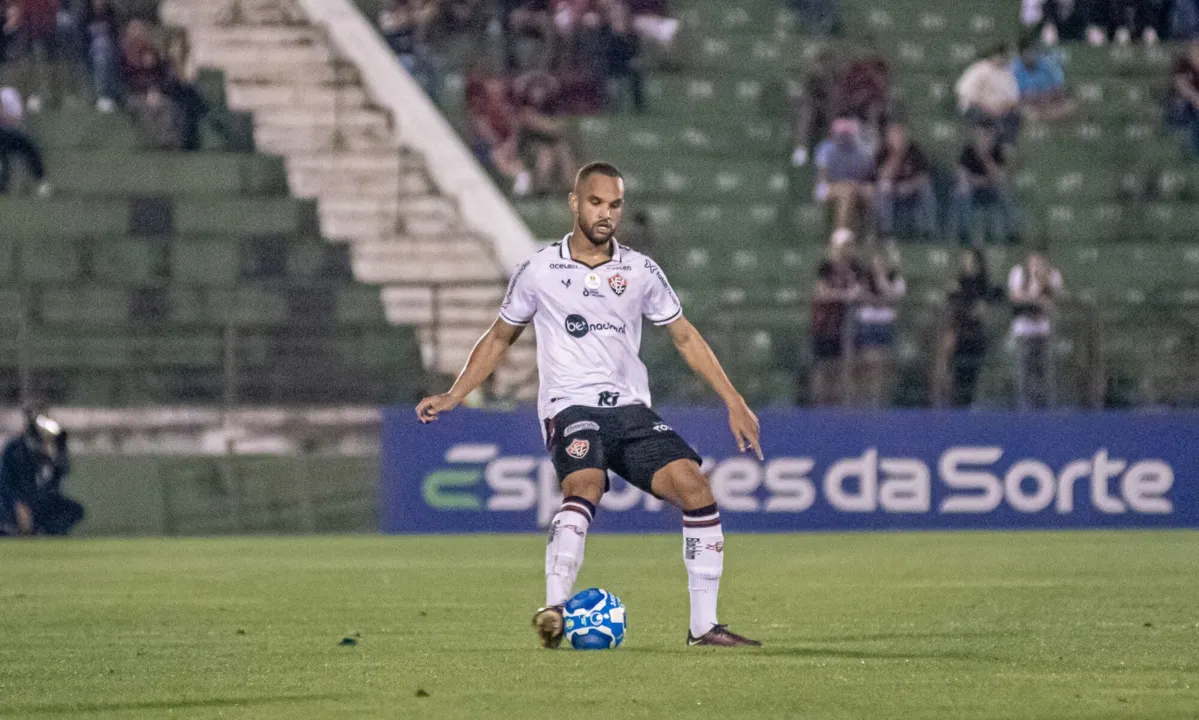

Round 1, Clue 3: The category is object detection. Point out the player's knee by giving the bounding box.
[656,460,714,510]
[561,469,605,504]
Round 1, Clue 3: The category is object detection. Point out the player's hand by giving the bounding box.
[726,397,763,461]
[416,393,461,423]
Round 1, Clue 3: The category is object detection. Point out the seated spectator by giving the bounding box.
[0,406,83,537]
[379,0,440,99]
[809,229,863,407]
[1011,36,1076,122]
[853,247,905,407]
[1008,250,1063,409]
[83,0,122,112]
[951,124,1020,246]
[121,21,226,151]
[466,75,531,195]
[516,71,577,195]
[0,85,50,196]
[815,116,875,234]
[874,122,937,242]
[955,44,1021,147]
[935,248,1004,407]
[1165,39,1199,156]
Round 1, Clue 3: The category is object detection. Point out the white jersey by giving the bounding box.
[499,236,683,423]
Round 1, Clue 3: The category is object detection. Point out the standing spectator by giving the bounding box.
[0,407,83,537]
[788,47,838,167]
[950,123,1021,246]
[815,116,875,234]
[506,0,554,72]
[10,0,61,112]
[1165,39,1199,156]
[935,249,1003,407]
[835,43,889,146]
[379,0,440,99]
[83,0,122,112]
[466,74,531,195]
[955,44,1021,147]
[1011,36,1076,122]
[0,86,50,196]
[809,229,863,406]
[516,71,577,195]
[600,0,643,113]
[853,248,905,407]
[1008,250,1063,409]
[874,122,937,242]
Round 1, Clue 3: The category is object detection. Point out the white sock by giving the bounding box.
[545,496,593,607]
[682,503,723,638]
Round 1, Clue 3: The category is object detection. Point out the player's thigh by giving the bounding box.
[548,407,610,502]
[609,407,703,502]
[650,459,715,512]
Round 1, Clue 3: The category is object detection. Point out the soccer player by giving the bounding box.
[416,162,763,648]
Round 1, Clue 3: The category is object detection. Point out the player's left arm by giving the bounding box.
[665,316,763,460]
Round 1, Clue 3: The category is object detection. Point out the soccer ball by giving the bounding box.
[563,588,626,650]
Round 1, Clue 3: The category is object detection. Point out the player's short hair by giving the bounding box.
[574,161,623,191]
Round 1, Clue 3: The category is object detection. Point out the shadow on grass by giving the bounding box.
[621,644,998,662]
[1,692,350,716]
[809,629,1011,644]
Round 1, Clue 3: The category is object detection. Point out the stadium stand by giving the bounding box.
[349,0,1199,409]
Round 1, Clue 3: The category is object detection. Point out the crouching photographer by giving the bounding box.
[0,407,84,537]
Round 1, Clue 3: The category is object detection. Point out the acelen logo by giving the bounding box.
[421,444,1176,523]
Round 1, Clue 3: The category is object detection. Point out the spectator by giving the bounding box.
[815,116,875,234]
[955,44,1021,147]
[0,406,83,537]
[599,0,643,113]
[935,249,1004,408]
[628,0,678,52]
[466,74,531,195]
[835,42,889,145]
[1011,36,1076,122]
[1172,0,1199,40]
[1165,39,1199,156]
[950,123,1021,246]
[83,0,122,112]
[853,247,905,407]
[809,229,863,406]
[516,71,577,195]
[875,122,937,242]
[789,47,838,167]
[0,86,51,196]
[9,0,61,112]
[1023,0,1089,44]
[506,0,554,72]
[1008,250,1063,409]
[379,0,441,99]
[620,209,658,254]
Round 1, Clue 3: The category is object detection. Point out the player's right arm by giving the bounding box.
[417,257,539,423]
[415,318,525,423]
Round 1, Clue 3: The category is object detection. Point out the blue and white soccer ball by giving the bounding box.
[563,588,626,650]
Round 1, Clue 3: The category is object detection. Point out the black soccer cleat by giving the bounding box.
[686,624,761,647]
[532,605,566,649]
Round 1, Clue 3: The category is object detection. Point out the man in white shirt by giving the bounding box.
[417,162,763,648]
[1008,251,1064,409]
[955,43,1022,146]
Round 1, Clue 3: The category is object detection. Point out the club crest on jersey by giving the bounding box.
[584,273,602,290]
[565,438,591,459]
[608,274,627,296]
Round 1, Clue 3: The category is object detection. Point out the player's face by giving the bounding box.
[570,174,624,245]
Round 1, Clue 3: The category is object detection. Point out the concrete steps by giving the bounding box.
[163,0,532,395]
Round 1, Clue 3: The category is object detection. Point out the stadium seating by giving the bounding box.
[1,65,423,406]
[407,0,1197,408]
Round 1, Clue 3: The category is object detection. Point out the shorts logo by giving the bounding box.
[564,421,600,436]
[608,274,627,296]
[652,422,671,432]
[565,439,591,459]
[584,273,602,290]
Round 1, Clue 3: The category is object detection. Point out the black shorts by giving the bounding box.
[544,404,701,495]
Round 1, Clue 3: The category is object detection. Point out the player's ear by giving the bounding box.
[568,191,578,214]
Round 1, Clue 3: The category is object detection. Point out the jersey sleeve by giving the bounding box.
[498,259,537,326]
[641,258,683,326]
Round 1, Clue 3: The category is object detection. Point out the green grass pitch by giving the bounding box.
[1,531,1196,719]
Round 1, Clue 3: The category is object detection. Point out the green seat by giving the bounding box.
[39,287,130,326]
[91,239,165,284]
[172,238,241,286]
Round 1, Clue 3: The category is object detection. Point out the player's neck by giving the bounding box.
[567,231,613,265]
